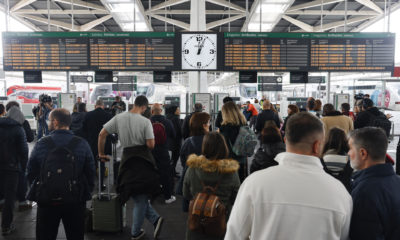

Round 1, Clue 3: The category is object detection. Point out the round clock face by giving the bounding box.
[182,34,217,70]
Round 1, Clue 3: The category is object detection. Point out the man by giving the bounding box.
[182,103,203,139]
[81,99,112,189]
[37,95,55,139]
[150,103,176,204]
[226,112,352,240]
[255,99,280,133]
[348,127,400,240]
[0,107,28,236]
[76,97,82,103]
[98,96,163,240]
[215,96,233,129]
[354,98,391,136]
[27,109,95,240]
[245,101,258,130]
[111,96,126,116]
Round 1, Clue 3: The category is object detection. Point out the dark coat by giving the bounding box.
[250,142,285,174]
[281,114,292,137]
[219,124,246,163]
[116,145,160,204]
[166,113,182,151]
[22,120,34,143]
[183,154,240,240]
[81,108,112,157]
[215,111,223,129]
[354,107,386,129]
[70,112,86,136]
[180,135,205,168]
[0,118,28,172]
[182,113,194,140]
[27,130,95,201]
[150,115,175,167]
[350,163,400,240]
[255,109,280,133]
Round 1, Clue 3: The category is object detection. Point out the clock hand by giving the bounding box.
[197,38,207,55]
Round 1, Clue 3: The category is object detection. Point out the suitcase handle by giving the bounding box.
[98,155,111,200]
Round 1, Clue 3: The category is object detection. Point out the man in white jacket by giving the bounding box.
[225,112,352,240]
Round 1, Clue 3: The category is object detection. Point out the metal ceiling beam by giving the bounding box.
[11,13,42,31]
[80,15,112,31]
[354,0,383,14]
[286,10,379,16]
[206,14,246,30]
[241,0,260,31]
[317,15,375,31]
[149,14,190,30]
[135,0,153,31]
[10,0,37,12]
[19,14,75,30]
[53,0,107,11]
[147,0,189,12]
[206,0,246,12]
[13,9,109,14]
[146,9,243,15]
[287,0,344,12]
[281,15,314,32]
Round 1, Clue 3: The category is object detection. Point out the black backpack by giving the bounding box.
[30,136,82,205]
[320,158,353,193]
[371,113,392,137]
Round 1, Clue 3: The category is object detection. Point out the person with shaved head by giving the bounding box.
[150,103,176,204]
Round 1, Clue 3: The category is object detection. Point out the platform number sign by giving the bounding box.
[181,33,217,70]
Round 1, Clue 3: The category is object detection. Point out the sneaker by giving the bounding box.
[19,201,33,211]
[153,217,164,239]
[165,196,176,204]
[2,225,15,236]
[131,229,145,240]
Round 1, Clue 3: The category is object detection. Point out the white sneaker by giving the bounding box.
[165,196,176,204]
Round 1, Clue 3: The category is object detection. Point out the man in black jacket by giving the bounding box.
[0,113,28,235]
[150,104,176,204]
[354,98,391,136]
[81,99,112,189]
[255,100,280,133]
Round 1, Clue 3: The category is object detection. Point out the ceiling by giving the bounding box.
[1,0,398,33]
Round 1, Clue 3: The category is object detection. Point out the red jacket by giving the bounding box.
[247,104,258,116]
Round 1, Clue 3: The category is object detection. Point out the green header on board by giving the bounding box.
[2,32,175,38]
[224,32,395,39]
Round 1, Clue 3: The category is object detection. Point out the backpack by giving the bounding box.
[28,136,82,205]
[371,113,392,137]
[320,158,353,193]
[188,181,226,237]
[232,126,257,157]
[152,120,167,145]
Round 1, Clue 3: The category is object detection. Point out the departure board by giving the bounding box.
[89,32,176,71]
[310,33,395,71]
[2,32,89,71]
[224,33,309,71]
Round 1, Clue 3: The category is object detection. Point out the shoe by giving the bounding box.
[2,225,15,236]
[19,201,33,211]
[153,217,164,239]
[165,196,176,204]
[131,229,145,240]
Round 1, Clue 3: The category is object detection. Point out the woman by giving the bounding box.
[322,128,352,191]
[281,104,299,137]
[70,102,87,136]
[166,106,182,176]
[321,103,353,137]
[183,132,240,240]
[219,101,247,182]
[178,112,211,210]
[250,126,286,173]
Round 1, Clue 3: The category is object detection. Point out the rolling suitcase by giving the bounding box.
[92,157,125,233]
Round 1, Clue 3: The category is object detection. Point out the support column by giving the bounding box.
[327,72,331,103]
[189,0,207,94]
[66,72,71,93]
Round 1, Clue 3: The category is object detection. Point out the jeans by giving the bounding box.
[131,194,160,236]
[0,171,19,229]
[37,119,49,140]
[36,203,85,240]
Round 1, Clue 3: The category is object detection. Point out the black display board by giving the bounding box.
[112,84,136,91]
[95,71,113,83]
[239,71,257,83]
[290,72,308,83]
[258,84,282,91]
[71,75,93,83]
[3,32,89,71]
[153,71,172,83]
[24,71,42,83]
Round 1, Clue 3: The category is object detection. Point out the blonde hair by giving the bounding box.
[221,101,247,126]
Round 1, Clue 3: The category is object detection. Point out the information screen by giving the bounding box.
[224,33,309,71]
[310,33,395,71]
[89,32,176,71]
[3,32,89,71]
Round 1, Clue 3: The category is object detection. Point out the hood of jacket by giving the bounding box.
[150,114,167,122]
[366,107,383,116]
[6,106,25,125]
[186,154,239,174]
[0,116,21,127]
[261,142,286,155]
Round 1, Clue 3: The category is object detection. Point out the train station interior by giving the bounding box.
[0,0,400,239]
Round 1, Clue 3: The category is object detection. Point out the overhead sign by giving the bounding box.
[112,84,136,91]
[258,76,283,84]
[71,75,93,83]
[258,84,282,91]
[290,72,308,84]
[24,71,42,83]
[308,76,326,84]
[153,71,172,83]
[95,71,113,83]
[287,97,308,102]
[116,76,136,83]
[239,71,257,83]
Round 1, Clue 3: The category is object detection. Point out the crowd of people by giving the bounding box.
[0,93,399,240]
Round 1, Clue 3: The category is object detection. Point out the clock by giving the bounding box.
[181,33,217,70]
